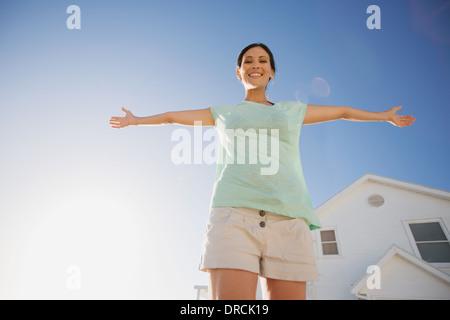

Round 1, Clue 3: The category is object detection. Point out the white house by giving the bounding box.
[310,173,450,300]
[194,173,450,300]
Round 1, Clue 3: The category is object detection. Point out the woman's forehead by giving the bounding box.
[244,47,269,59]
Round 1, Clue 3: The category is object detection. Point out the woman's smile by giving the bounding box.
[249,72,263,78]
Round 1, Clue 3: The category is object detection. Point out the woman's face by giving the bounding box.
[237,46,274,90]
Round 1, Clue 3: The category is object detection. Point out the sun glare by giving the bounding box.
[16,184,145,298]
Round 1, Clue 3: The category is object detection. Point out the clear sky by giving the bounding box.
[0,0,449,299]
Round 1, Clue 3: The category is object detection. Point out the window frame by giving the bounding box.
[403,218,450,268]
[317,227,342,258]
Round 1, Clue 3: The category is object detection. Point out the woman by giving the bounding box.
[110,43,415,300]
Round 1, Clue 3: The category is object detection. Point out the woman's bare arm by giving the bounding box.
[110,107,214,129]
[304,104,415,127]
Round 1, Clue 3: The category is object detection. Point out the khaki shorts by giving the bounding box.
[199,207,319,282]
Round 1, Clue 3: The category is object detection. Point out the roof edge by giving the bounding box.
[315,173,450,215]
[350,244,450,296]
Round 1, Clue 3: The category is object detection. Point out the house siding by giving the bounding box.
[312,177,450,300]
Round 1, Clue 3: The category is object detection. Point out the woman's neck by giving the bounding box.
[244,89,272,105]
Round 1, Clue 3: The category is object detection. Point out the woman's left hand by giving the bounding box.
[385,105,415,127]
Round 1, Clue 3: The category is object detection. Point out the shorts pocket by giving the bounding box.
[278,219,316,264]
[206,207,246,236]
[208,207,233,225]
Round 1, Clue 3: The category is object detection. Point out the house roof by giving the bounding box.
[350,245,450,300]
[315,173,450,215]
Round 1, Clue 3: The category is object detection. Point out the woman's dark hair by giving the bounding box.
[236,43,276,80]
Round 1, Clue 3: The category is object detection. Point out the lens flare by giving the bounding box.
[312,77,331,98]
[409,0,450,44]
[295,77,330,104]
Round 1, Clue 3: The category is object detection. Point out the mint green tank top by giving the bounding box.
[209,100,321,230]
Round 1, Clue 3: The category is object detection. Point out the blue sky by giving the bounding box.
[0,0,449,299]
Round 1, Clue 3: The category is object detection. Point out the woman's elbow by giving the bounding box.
[341,106,350,120]
[164,111,175,124]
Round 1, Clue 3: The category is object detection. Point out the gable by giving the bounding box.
[351,246,450,300]
[316,174,450,223]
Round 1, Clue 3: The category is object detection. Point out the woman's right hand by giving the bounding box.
[110,107,137,129]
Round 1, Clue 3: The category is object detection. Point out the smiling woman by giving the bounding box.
[109,42,415,300]
[236,43,276,105]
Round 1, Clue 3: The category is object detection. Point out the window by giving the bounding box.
[408,221,450,263]
[320,229,339,255]
[367,194,385,207]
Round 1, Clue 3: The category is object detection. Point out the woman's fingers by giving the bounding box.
[110,108,132,129]
[395,115,415,127]
[389,105,415,127]
[110,117,124,128]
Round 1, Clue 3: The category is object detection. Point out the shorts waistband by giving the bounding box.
[230,207,295,221]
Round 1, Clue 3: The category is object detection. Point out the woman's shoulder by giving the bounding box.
[278,100,308,109]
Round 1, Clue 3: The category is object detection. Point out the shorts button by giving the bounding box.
[260,221,266,228]
[259,210,266,217]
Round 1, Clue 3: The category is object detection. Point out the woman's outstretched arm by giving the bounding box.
[109,107,215,129]
[304,104,415,127]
